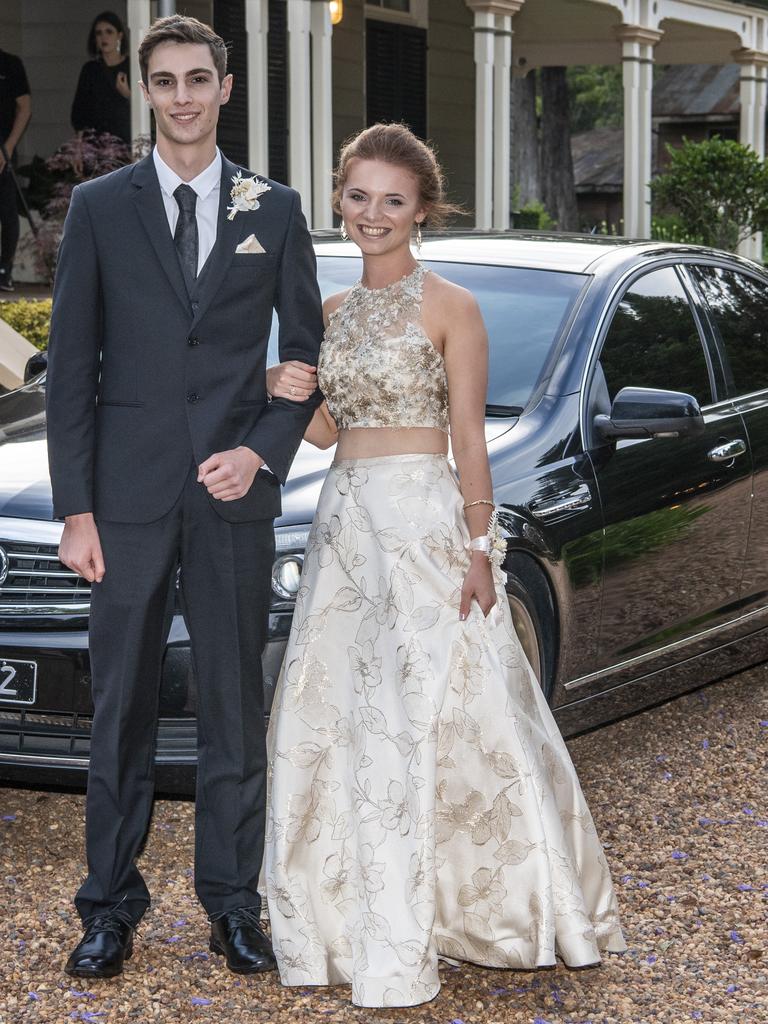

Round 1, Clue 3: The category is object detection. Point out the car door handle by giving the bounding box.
[707,439,747,462]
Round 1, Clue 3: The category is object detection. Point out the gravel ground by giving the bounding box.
[1,666,767,1024]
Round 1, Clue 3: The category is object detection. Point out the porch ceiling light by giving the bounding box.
[330,0,343,25]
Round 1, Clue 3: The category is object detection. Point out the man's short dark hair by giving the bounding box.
[138,15,228,85]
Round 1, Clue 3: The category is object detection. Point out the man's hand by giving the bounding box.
[0,142,12,174]
[59,513,105,583]
[198,447,263,501]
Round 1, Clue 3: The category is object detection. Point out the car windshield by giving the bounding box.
[268,256,586,412]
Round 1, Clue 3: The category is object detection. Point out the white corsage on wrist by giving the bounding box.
[227,172,271,221]
[468,507,507,569]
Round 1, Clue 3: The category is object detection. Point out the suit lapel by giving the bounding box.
[189,156,245,330]
[130,155,190,313]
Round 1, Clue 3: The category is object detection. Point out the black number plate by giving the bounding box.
[0,659,37,705]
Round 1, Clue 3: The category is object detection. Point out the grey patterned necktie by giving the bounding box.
[173,183,198,281]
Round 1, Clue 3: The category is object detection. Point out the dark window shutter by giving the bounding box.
[213,0,248,166]
[267,0,289,184]
[366,19,427,139]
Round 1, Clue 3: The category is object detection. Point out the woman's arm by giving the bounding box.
[439,281,497,619]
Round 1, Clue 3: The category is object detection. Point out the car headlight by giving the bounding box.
[272,525,310,601]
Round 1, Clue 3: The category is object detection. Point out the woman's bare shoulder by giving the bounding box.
[323,289,352,321]
[424,271,482,324]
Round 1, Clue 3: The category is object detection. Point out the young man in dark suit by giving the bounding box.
[46,15,323,978]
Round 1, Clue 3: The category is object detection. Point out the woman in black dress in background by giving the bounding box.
[71,11,130,144]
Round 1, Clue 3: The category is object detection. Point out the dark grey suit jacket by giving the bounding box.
[46,153,323,524]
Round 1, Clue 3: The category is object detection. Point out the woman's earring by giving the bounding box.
[415,222,423,254]
[340,221,348,240]
[116,37,122,54]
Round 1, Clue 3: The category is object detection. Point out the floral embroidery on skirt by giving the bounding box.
[265,454,625,1008]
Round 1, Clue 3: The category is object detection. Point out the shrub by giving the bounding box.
[0,298,52,349]
[651,137,768,252]
[22,131,142,283]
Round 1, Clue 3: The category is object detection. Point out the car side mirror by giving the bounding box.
[24,349,47,384]
[593,386,705,442]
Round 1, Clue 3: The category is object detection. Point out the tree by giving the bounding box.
[510,72,539,208]
[651,137,768,251]
[567,65,623,134]
[540,68,579,231]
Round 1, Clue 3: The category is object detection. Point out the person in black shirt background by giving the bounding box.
[0,47,31,292]
[71,11,130,145]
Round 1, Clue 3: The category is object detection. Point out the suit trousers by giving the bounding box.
[74,464,275,924]
[0,164,20,272]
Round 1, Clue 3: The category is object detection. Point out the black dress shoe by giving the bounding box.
[209,907,276,974]
[64,908,135,978]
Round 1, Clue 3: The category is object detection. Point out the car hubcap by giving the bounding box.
[507,594,542,684]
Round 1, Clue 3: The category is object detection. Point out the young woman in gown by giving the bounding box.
[264,123,625,1008]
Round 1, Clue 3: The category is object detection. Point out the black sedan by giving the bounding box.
[2,232,768,792]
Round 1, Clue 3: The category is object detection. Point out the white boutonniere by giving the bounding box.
[227,171,271,221]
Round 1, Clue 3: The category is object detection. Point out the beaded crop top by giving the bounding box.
[317,264,449,432]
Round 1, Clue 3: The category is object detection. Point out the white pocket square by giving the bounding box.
[235,233,266,255]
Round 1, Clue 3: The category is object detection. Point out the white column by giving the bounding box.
[735,50,768,260]
[126,0,152,149]
[245,0,269,173]
[492,14,512,230]
[617,25,661,239]
[157,0,175,16]
[287,0,313,226]
[471,10,494,229]
[311,0,334,229]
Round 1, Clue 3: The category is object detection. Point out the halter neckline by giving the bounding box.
[356,263,425,294]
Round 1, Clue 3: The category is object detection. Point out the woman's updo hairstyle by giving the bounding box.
[332,122,461,229]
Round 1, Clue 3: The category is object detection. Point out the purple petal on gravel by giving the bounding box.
[68,989,95,999]
[743,806,755,815]
[490,987,508,995]
[191,997,213,1006]
[756,820,768,827]
[533,1018,553,1024]
[759,720,768,726]
[701,739,709,749]
[730,931,744,943]
[646,954,657,963]
[737,884,754,891]
[165,935,182,943]
[2,815,16,821]
[173,918,188,927]
[672,851,688,860]
[637,880,650,888]
[28,993,39,1001]
[692,1014,702,1020]
[655,754,667,762]
[663,771,673,781]
[726,985,738,993]
[698,817,715,826]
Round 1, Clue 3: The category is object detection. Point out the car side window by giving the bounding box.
[599,266,713,406]
[690,265,768,397]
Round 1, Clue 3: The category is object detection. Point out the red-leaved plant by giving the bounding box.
[23,131,149,282]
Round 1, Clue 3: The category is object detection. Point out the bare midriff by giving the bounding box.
[334,426,449,460]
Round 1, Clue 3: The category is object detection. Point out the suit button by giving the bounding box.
[188,336,200,347]
[187,392,199,403]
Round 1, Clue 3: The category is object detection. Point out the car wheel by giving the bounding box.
[504,554,557,701]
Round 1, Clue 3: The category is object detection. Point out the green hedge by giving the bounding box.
[0,298,51,350]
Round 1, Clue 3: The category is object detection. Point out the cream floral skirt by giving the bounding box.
[265,454,625,1008]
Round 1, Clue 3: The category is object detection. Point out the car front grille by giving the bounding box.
[0,540,91,615]
[0,708,197,763]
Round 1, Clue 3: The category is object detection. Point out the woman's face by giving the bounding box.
[95,21,122,56]
[340,158,426,257]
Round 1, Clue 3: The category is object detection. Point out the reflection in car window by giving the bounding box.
[599,266,712,405]
[268,257,586,411]
[690,265,768,396]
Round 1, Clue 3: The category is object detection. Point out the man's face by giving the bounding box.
[141,42,232,149]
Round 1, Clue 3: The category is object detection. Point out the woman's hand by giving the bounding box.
[459,551,497,620]
[266,360,318,402]
[115,71,130,99]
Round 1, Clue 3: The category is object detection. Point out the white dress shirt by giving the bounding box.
[153,147,222,276]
